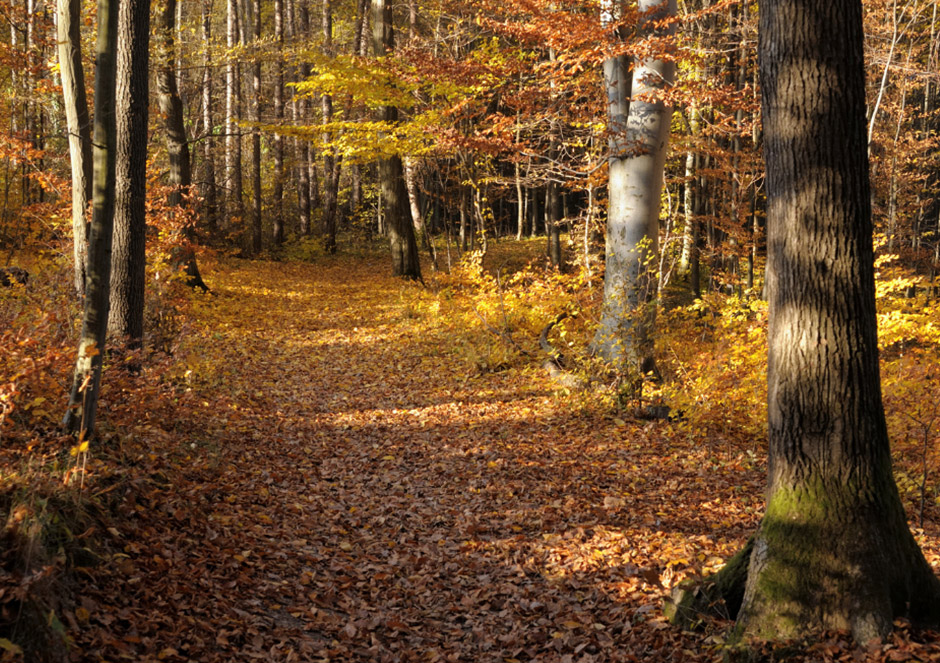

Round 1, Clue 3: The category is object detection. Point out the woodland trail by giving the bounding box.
[71,256,765,662]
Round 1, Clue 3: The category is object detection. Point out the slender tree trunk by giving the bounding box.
[157,0,208,291]
[321,0,339,253]
[57,0,93,297]
[201,0,217,235]
[294,1,312,235]
[225,0,242,226]
[250,0,262,254]
[405,157,437,269]
[109,0,149,348]
[547,180,562,269]
[373,0,420,280]
[272,0,285,246]
[63,0,119,439]
[594,0,676,375]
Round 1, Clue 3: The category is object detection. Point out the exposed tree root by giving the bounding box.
[664,535,753,629]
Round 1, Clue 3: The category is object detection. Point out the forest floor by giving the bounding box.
[17,251,940,662]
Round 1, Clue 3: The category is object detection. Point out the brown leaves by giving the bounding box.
[40,254,940,663]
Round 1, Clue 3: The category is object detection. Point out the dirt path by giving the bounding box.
[71,257,757,662]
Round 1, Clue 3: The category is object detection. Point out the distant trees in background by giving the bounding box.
[0,0,936,431]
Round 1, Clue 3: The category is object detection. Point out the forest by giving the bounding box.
[1,0,940,659]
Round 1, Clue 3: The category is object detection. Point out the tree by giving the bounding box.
[109,0,150,349]
[372,0,421,280]
[63,0,119,438]
[668,0,940,643]
[250,0,262,254]
[56,0,93,297]
[271,0,285,246]
[157,0,209,291]
[200,0,218,234]
[225,0,243,228]
[593,0,676,376]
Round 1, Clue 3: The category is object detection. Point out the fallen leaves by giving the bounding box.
[21,253,933,663]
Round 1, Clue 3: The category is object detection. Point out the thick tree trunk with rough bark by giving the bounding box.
[372,0,421,280]
[737,0,940,642]
[63,0,119,438]
[57,0,93,297]
[593,0,675,375]
[109,0,149,348]
[668,0,940,644]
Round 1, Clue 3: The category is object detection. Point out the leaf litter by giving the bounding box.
[64,256,940,663]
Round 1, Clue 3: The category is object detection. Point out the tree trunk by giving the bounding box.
[225,0,243,226]
[157,0,208,291]
[736,0,940,641]
[593,0,676,375]
[373,0,421,280]
[294,1,312,235]
[547,180,562,269]
[272,0,285,246]
[670,0,940,643]
[63,0,119,439]
[201,0,217,234]
[321,0,339,254]
[250,0,262,254]
[109,0,149,348]
[56,0,93,297]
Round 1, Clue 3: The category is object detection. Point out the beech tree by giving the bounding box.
[669,0,940,642]
[593,0,676,375]
[56,0,92,297]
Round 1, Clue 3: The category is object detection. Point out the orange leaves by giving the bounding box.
[0,252,918,662]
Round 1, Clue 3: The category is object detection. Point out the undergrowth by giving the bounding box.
[415,237,940,526]
[0,229,201,660]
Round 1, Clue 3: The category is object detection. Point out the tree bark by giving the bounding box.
[735,0,940,642]
[372,0,421,280]
[250,0,262,254]
[109,0,149,348]
[547,180,562,270]
[670,0,940,643]
[321,0,339,254]
[272,0,285,246]
[201,0,217,234]
[225,0,243,226]
[157,0,208,291]
[294,1,312,235]
[593,0,676,375]
[56,0,93,297]
[63,0,119,438]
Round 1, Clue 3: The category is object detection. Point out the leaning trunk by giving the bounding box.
[63,0,119,438]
